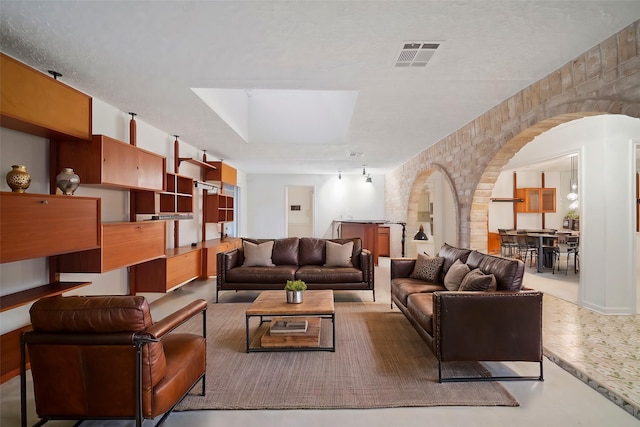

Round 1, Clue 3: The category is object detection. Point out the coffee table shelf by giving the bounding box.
[245,290,335,353]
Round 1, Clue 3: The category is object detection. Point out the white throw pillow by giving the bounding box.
[243,240,275,267]
[443,259,471,291]
[324,241,354,267]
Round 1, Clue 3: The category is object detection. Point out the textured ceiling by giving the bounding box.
[1,1,639,175]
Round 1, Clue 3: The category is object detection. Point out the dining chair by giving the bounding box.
[498,229,517,257]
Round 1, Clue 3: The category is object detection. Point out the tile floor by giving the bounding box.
[1,257,639,426]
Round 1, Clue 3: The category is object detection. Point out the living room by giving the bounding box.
[2,2,640,426]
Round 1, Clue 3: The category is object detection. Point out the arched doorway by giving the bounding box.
[406,166,458,257]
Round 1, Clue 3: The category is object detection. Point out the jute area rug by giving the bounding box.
[175,301,518,410]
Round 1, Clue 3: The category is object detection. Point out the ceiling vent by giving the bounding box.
[348,152,364,158]
[395,42,440,67]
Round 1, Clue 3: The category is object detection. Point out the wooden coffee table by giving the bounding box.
[245,290,335,353]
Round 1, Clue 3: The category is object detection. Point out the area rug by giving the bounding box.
[175,302,518,410]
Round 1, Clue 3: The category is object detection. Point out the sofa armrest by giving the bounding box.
[216,248,240,289]
[390,258,416,279]
[144,299,208,339]
[432,290,543,363]
[360,249,374,289]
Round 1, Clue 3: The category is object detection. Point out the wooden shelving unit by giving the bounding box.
[177,157,217,170]
[0,281,91,313]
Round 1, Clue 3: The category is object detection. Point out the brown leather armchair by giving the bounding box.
[20,295,208,427]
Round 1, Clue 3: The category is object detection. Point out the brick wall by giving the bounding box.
[386,20,640,252]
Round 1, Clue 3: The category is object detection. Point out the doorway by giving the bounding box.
[286,186,314,238]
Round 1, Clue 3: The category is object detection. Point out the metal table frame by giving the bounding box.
[245,312,335,353]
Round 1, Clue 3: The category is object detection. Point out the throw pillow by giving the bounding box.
[458,268,497,292]
[324,240,354,267]
[243,240,275,267]
[443,259,471,291]
[410,253,445,282]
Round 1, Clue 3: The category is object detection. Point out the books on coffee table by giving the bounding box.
[269,319,308,334]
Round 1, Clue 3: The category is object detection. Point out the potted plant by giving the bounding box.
[285,279,307,304]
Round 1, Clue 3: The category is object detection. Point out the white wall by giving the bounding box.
[246,173,385,239]
[504,115,640,314]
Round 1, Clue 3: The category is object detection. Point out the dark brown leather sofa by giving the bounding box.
[391,243,544,382]
[217,237,374,302]
[21,295,207,427]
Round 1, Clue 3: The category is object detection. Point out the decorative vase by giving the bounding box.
[286,290,304,304]
[6,164,31,193]
[56,168,80,195]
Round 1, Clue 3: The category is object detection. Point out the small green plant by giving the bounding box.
[285,280,307,292]
[566,210,580,219]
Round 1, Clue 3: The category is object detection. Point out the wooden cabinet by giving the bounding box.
[0,53,91,141]
[204,161,237,186]
[57,221,165,273]
[135,172,193,215]
[204,194,234,223]
[0,192,101,263]
[201,238,241,278]
[515,188,556,213]
[56,135,165,191]
[378,226,390,257]
[340,221,383,266]
[133,247,201,293]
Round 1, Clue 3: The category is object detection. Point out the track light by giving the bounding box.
[365,174,372,183]
[338,171,342,179]
[362,166,366,175]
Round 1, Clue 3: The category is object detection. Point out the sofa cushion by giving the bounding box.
[295,265,363,283]
[465,250,524,290]
[272,237,299,265]
[324,240,354,267]
[391,278,445,306]
[437,243,473,283]
[410,253,444,282]
[243,240,275,267]
[298,238,326,265]
[443,259,470,291]
[406,293,434,335]
[226,265,297,283]
[458,268,497,292]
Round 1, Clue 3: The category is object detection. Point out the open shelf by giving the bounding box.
[0,281,92,312]
[177,157,217,170]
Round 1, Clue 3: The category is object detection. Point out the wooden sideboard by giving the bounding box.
[339,221,387,266]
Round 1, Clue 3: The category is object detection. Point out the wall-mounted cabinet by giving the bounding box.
[57,221,166,273]
[56,135,165,191]
[135,172,193,215]
[0,53,91,141]
[204,194,234,223]
[133,247,201,293]
[204,161,237,186]
[0,192,101,263]
[515,188,556,213]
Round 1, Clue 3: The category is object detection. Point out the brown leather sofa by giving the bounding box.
[217,237,374,302]
[21,295,207,427]
[391,243,543,382]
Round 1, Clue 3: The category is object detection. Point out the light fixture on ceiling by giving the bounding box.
[567,155,578,202]
[338,171,342,180]
[362,166,366,176]
[365,174,372,183]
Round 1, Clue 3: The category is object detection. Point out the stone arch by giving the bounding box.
[386,20,640,252]
[469,112,604,252]
[406,164,460,248]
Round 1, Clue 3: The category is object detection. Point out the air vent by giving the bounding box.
[395,42,440,67]
[348,152,363,158]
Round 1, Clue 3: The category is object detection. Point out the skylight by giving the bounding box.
[191,88,359,145]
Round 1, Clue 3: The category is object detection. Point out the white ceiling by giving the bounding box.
[1,1,639,176]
